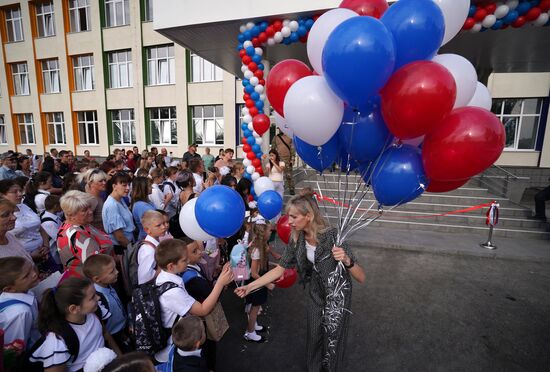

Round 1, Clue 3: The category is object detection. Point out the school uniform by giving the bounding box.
[162,179,181,219]
[173,348,208,372]
[154,270,196,363]
[102,195,136,247]
[29,313,105,372]
[94,284,126,335]
[149,183,165,210]
[34,190,51,215]
[0,292,40,349]
[41,210,62,265]
[137,235,159,285]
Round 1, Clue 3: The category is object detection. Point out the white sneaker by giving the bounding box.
[255,322,264,332]
[244,331,263,342]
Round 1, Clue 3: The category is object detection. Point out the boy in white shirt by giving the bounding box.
[154,238,233,362]
[0,257,40,350]
[137,210,168,285]
[40,195,62,266]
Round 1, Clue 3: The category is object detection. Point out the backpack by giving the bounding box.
[160,181,176,194]
[131,279,179,355]
[230,242,250,283]
[39,212,57,225]
[0,299,31,313]
[126,240,157,289]
[22,191,47,214]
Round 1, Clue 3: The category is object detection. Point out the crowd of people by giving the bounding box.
[0,129,365,372]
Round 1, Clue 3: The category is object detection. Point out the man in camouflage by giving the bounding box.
[271,129,295,195]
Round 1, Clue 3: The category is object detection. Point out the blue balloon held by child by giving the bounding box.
[195,185,246,238]
[257,190,283,220]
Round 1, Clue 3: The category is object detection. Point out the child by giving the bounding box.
[83,254,129,352]
[25,171,52,214]
[40,194,63,266]
[0,257,40,350]
[154,238,234,363]
[29,277,120,371]
[137,210,168,285]
[157,210,175,242]
[244,220,275,342]
[171,316,208,372]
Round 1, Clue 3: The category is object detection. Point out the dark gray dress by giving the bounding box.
[279,227,357,372]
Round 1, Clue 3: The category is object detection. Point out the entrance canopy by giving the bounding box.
[153,0,550,76]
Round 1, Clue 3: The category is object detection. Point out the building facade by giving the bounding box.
[0,0,248,158]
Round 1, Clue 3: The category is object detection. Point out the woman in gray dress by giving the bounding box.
[235,190,365,372]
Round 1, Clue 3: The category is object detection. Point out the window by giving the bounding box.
[147,45,175,85]
[492,98,544,150]
[5,7,24,42]
[190,53,223,82]
[41,59,60,93]
[36,1,55,37]
[105,0,130,27]
[112,109,135,145]
[149,107,177,145]
[68,0,90,32]
[108,50,132,88]
[73,55,94,91]
[46,112,65,145]
[17,114,35,145]
[0,115,6,144]
[144,0,153,21]
[192,105,224,145]
[11,63,30,96]
[77,111,99,144]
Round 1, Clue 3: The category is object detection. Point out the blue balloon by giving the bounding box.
[283,38,291,45]
[241,123,248,131]
[257,109,264,114]
[251,25,260,37]
[247,136,256,145]
[381,0,445,70]
[252,54,262,63]
[245,85,255,94]
[258,190,283,220]
[243,30,252,40]
[245,46,255,56]
[297,25,308,37]
[242,79,250,87]
[290,32,299,42]
[257,63,264,70]
[337,147,359,173]
[259,21,268,31]
[243,129,252,137]
[305,19,314,29]
[371,145,428,206]
[252,144,261,153]
[255,100,264,109]
[337,105,392,162]
[255,152,263,159]
[322,16,395,108]
[195,185,246,237]
[250,92,260,101]
[516,1,532,15]
[358,161,374,185]
[491,20,503,30]
[468,5,477,17]
[503,10,519,24]
[244,172,251,180]
[236,44,243,51]
[238,33,247,43]
[295,135,339,173]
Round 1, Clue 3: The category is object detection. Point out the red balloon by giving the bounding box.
[265,26,275,37]
[242,137,247,144]
[276,215,291,244]
[512,16,526,28]
[239,49,246,58]
[243,93,251,101]
[251,37,260,47]
[253,114,270,135]
[299,35,308,43]
[245,99,255,109]
[275,268,297,288]
[422,107,505,181]
[246,152,256,160]
[254,70,264,79]
[248,195,254,202]
[258,32,268,43]
[525,7,541,21]
[426,178,469,193]
[272,20,283,32]
[380,61,456,140]
[249,107,259,116]
[485,3,497,14]
[242,56,252,65]
[252,158,261,167]
[248,62,258,72]
[541,0,550,12]
[259,79,265,86]
[255,166,263,174]
[339,0,389,18]
[266,59,312,117]
[473,8,487,22]
[242,144,252,153]
[463,17,476,30]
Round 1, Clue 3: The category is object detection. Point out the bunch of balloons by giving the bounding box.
[238,18,315,183]
[463,0,550,32]
[261,0,505,207]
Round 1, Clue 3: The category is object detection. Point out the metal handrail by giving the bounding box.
[491,165,530,180]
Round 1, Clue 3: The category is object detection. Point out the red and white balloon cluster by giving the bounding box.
[463,0,550,32]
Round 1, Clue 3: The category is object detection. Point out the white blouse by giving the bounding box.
[305,241,316,263]
[13,203,43,253]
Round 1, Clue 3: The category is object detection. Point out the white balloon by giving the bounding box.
[251,172,260,181]
[482,14,497,28]
[247,123,254,131]
[283,75,344,146]
[239,25,247,33]
[281,26,291,38]
[179,199,214,241]
[433,54,478,108]
[254,85,264,94]
[243,115,252,123]
[243,158,252,167]
[246,22,255,29]
[241,107,249,115]
[254,47,263,56]
[494,4,510,18]
[267,38,275,46]
[243,40,252,48]
[470,23,482,32]
[283,19,290,26]
[467,82,492,111]
[289,20,299,32]
[307,8,358,74]
[254,177,275,196]
[253,131,260,138]
[273,110,294,137]
[274,32,283,43]
[246,165,255,174]
[432,0,470,45]
[255,137,263,145]
[249,77,259,86]
[507,0,518,10]
[244,70,253,79]
[259,94,266,101]
[241,65,248,73]
[534,13,549,26]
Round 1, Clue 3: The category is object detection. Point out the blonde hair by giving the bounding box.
[249,222,269,271]
[60,190,95,217]
[286,188,327,243]
[81,168,108,191]
[141,210,163,229]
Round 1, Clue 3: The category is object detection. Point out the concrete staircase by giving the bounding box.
[290,171,550,240]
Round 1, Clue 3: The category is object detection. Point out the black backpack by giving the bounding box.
[22,191,47,214]
[130,279,179,355]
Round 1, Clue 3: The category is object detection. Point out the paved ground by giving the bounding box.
[216,240,550,372]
